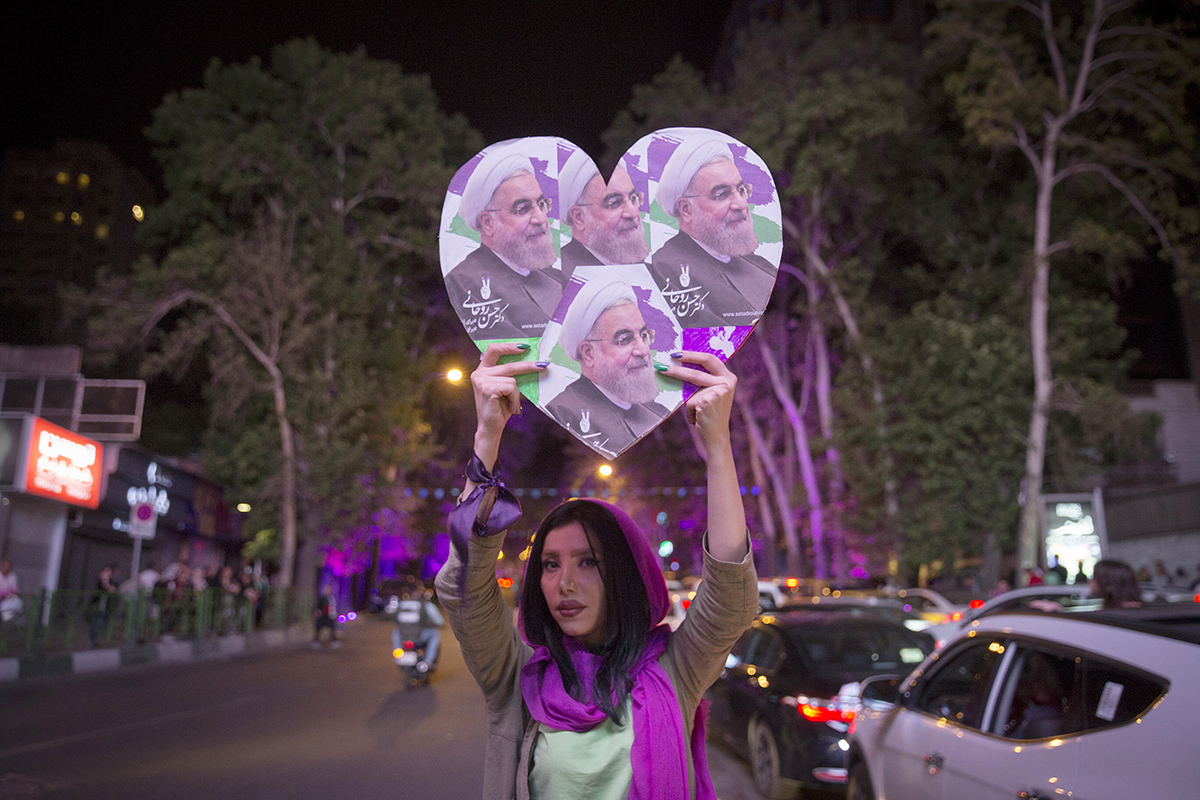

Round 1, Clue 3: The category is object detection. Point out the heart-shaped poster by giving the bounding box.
[439,128,782,458]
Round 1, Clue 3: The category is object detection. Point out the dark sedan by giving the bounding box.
[705,609,935,799]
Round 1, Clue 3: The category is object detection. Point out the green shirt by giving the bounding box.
[528,697,634,800]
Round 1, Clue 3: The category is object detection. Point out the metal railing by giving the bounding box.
[0,587,314,657]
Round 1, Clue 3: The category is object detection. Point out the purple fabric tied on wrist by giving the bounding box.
[448,453,523,599]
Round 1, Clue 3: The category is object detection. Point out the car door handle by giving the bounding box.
[923,753,944,774]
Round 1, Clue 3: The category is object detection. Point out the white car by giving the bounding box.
[846,604,1200,800]
[923,584,1098,646]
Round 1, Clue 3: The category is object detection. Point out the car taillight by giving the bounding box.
[786,696,855,724]
[950,611,964,621]
[969,599,985,609]
[403,640,416,649]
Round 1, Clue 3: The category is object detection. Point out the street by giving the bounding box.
[0,615,767,800]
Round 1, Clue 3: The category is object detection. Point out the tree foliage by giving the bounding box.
[84,40,482,586]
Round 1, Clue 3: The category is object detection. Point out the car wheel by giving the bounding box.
[846,761,876,800]
[747,716,796,799]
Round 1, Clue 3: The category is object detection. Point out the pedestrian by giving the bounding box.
[1152,560,1171,588]
[1090,558,1142,609]
[0,560,22,624]
[89,564,119,646]
[436,344,757,799]
[311,585,339,648]
[1072,560,1088,584]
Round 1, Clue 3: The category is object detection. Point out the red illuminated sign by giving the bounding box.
[20,417,104,509]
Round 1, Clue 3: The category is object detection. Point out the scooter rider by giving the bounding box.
[393,583,444,672]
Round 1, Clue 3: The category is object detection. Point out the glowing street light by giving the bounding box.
[236,503,251,513]
[446,368,463,383]
[598,464,613,478]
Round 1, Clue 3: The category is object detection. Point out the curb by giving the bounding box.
[0,624,311,682]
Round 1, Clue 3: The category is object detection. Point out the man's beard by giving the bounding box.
[496,223,556,271]
[692,209,759,257]
[590,219,649,264]
[592,352,659,405]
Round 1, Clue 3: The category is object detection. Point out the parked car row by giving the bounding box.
[709,583,1200,799]
[847,603,1200,800]
[705,608,936,798]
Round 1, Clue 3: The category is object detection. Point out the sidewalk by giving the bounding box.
[0,623,312,682]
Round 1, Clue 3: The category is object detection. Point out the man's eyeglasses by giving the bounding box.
[585,327,655,349]
[578,191,645,212]
[683,183,752,204]
[485,197,553,217]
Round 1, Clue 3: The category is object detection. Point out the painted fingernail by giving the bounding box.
[515,343,531,351]
[535,361,550,368]
[670,351,683,359]
[655,363,670,373]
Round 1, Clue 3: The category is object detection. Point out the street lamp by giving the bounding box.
[446,368,463,383]
[598,464,613,478]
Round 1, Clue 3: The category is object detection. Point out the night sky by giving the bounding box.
[3,1,734,185]
[3,1,1190,378]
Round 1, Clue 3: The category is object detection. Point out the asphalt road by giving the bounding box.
[0,615,769,800]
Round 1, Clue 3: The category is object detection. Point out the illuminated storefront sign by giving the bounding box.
[19,416,104,509]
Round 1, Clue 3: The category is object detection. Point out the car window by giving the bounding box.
[789,625,931,674]
[744,628,785,671]
[912,638,1004,728]
[1080,658,1167,732]
[992,646,1083,739]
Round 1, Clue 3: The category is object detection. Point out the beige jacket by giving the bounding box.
[435,528,757,800]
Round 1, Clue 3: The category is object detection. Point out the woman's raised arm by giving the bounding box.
[657,351,747,563]
[462,343,545,496]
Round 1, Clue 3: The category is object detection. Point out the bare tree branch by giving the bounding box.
[1054,161,1179,264]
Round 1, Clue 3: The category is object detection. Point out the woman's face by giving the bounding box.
[540,521,607,648]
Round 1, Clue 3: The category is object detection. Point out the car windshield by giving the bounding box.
[787,625,933,674]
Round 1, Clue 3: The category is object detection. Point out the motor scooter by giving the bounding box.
[393,638,434,688]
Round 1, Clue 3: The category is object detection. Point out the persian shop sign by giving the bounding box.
[19,416,103,509]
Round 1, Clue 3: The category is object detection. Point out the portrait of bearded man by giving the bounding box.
[558,148,650,283]
[445,145,565,341]
[546,278,669,457]
[650,138,777,328]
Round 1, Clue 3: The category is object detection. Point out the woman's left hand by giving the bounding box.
[658,351,736,446]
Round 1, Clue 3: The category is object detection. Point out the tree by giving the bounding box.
[85,40,482,586]
[928,0,1199,582]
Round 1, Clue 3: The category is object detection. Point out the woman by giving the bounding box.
[1089,558,1143,608]
[435,343,758,800]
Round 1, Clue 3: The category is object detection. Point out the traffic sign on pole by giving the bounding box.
[129,501,157,540]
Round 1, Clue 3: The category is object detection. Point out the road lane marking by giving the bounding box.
[0,696,259,759]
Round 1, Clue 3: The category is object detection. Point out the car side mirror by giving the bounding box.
[859,675,902,709]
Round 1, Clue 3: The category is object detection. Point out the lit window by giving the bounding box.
[77,173,90,189]
[132,205,144,221]
[56,171,69,185]
[70,211,82,225]
[12,210,24,222]
[95,224,109,239]
[54,211,65,223]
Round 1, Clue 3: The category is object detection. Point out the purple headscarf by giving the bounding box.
[518,499,715,800]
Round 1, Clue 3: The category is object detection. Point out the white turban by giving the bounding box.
[559,279,638,361]
[656,138,733,218]
[460,145,535,231]
[558,148,600,225]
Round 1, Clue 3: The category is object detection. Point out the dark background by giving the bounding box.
[2,1,734,184]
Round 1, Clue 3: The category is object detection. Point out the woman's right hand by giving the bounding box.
[470,343,544,468]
